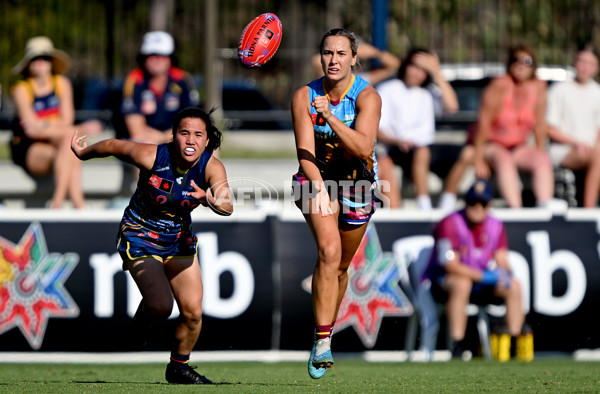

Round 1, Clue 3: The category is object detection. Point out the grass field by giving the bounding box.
[1,359,598,393]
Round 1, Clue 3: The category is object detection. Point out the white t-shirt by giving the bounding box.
[547,79,600,145]
[377,79,435,147]
[546,79,600,166]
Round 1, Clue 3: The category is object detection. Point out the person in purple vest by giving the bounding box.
[424,179,524,359]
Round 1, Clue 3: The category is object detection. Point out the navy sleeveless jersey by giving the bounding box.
[121,144,212,236]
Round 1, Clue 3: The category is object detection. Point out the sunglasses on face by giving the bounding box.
[510,55,534,67]
[31,55,53,62]
[466,199,489,207]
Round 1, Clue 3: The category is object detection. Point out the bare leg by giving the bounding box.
[301,199,343,326]
[513,146,554,205]
[443,145,475,194]
[495,279,524,336]
[377,155,401,208]
[412,146,431,197]
[333,221,369,322]
[166,256,204,355]
[444,274,472,341]
[60,130,85,209]
[485,144,522,207]
[583,147,600,207]
[127,257,175,320]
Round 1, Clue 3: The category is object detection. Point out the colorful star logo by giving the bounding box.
[302,223,413,348]
[0,223,79,349]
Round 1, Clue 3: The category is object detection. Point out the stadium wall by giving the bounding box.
[0,208,598,353]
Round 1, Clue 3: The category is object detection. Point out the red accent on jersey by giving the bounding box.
[128,68,145,84]
[36,107,60,119]
[149,175,161,188]
[168,67,185,81]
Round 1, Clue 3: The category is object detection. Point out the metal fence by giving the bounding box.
[0,0,598,114]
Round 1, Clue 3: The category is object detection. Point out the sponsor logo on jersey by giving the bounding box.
[149,175,174,193]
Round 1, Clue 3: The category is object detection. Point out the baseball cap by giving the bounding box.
[465,180,493,205]
[140,31,174,56]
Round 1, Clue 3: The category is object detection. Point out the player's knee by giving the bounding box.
[459,145,475,162]
[317,244,341,266]
[145,300,174,320]
[181,305,203,323]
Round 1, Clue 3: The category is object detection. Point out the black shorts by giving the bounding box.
[9,135,34,171]
[387,145,416,175]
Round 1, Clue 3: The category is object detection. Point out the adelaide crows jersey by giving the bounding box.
[117,144,211,259]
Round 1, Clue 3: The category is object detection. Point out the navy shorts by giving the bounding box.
[431,275,503,305]
[117,221,197,265]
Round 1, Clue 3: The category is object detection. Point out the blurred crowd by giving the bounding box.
[1,32,600,210]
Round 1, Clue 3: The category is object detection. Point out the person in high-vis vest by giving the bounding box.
[423,179,526,360]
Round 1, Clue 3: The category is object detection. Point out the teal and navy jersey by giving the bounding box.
[121,144,211,238]
[306,74,378,183]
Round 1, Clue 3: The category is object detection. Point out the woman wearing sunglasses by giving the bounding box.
[439,44,554,210]
[10,36,103,209]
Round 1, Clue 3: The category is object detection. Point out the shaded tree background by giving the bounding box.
[0,0,599,111]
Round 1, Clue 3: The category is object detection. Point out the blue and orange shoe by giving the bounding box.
[308,337,333,379]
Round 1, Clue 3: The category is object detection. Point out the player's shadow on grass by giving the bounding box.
[73,380,312,387]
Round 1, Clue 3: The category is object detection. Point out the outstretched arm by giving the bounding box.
[71,130,156,171]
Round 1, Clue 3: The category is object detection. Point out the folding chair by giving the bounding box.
[393,236,493,360]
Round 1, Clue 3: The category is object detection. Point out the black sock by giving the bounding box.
[170,352,190,369]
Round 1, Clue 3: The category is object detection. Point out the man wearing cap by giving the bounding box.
[121,31,200,144]
[422,179,524,359]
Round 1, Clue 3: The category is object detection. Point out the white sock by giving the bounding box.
[438,192,457,212]
[417,195,432,211]
[315,336,331,355]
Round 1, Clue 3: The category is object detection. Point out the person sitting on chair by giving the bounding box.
[423,179,524,359]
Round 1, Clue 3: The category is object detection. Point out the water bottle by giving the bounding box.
[517,324,534,362]
[490,327,510,362]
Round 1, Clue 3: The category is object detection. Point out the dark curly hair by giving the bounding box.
[172,106,222,152]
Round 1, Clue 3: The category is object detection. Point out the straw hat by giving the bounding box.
[12,36,71,75]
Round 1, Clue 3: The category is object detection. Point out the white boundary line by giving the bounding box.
[1,350,596,363]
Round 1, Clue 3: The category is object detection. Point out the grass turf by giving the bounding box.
[0,359,598,393]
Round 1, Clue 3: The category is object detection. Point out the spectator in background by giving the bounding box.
[10,36,103,209]
[424,180,524,359]
[439,44,554,210]
[376,48,459,209]
[121,31,200,144]
[311,41,401,86]
[546,44,600,208]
